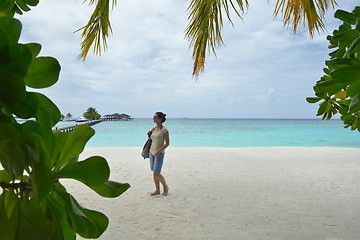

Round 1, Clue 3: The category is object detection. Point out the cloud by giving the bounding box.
[17,0,357,118]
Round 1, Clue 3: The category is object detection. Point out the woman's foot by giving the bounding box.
[150,191,160,196]
[162,185,169,196]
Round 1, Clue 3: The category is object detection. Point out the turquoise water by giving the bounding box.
[84,119,360,148]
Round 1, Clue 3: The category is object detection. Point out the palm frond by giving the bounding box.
[185,0,248,78]
[273,0,337,37]
[78,0,117,60]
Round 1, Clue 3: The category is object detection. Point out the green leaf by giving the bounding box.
[91,180,130,198]
[8,44,32,77]
[0,17,21,44]
[0,0,14,13]
[57,156,109,186]
[0,191,18,240]
[0,70,26,107]
[55,124,94,171]
[53,189,109,238]
[317,101,327,116]
[24,42,41,58]
[46,189,77,240]
[349,93,360,112]
[346,79,360,97]
[306,97,321,103]
[22,132,52,200]
[24,56,60,88]
[9,91,39,119]
[23,0,39,7]
[16,0,31,11]
[331,66,360,83]
[20,118,55,161]
[334,9,358,25]
[68,194,108,238]
[17,200,55,240]
[0,169,12,182]
[34,92,61,128]
[0,123,25,177]
[51,131,68,168]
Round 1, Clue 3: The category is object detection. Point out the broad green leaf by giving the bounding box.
[349,93,360,112]
[8,44,32,77]
[15,0,31,12]
[91,180,130,198]
[0,191,18,240]
[0,169,12,182]
[46,190,76,240]
[9,91,39,119]
[57,156,109,186]
[54,189,109,238]
[20,118,55,160]
[316,80,345,95]
[334,9,358,25]
[24,42,41,58]
[22,132,52,200]
[4,190,17,219]
[331,66,360,83]
[24,56,60,88]
[306,97,321,103]
[51,131,68,168]
[23,0,39,7]
[0,70,26,106]
[0,123,25,177]
[55,125,94,170]
[346,79,360,97]
[69,195,108,238]
[334,91,347,99]
[34,92,61,128]
[317,101,327,116]
[0,17,21,44]
[0,0,14,13]
[31,160,53,200]
[17,200,55,240]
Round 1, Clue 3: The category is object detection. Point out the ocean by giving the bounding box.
[79,119,360,148]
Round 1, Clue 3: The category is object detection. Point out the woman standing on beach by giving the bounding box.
[148,112,170,196]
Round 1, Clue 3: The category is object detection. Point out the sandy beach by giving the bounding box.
[70,147,360,240]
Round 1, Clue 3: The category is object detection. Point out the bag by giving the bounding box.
[141,138,152,159]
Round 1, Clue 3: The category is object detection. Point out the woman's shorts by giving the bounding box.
[149,152,165,173]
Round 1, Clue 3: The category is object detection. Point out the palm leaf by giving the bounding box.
[78,0,117,60]
[273,0,337,37]
[185,0,249,78]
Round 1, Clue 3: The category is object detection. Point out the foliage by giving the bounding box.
[79,0,336,77]
[307,6,360,132]
[83,107,101,120]
[0,3,129,240]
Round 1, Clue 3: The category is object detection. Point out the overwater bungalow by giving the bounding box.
[102,113,134,121]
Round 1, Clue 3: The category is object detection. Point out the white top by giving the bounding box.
[150,127,168,154]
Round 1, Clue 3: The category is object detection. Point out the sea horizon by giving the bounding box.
[79,118,360,148]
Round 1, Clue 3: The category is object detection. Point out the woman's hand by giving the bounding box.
[147,130,152,138]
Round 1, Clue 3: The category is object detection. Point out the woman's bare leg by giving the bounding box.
[150,174,161,196]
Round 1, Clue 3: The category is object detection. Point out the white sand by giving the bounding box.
[70,147,360,240]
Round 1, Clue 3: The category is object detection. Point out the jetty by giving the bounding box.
[53,120,102,133]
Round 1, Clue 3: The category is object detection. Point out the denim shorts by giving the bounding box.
[149,152,165,173]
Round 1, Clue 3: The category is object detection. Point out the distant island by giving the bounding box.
[101,113,134,121]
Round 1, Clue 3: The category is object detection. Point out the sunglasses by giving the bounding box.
[153,116,159,119]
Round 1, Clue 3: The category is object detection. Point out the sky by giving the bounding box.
[17,0,358,119]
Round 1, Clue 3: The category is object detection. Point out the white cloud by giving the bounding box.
[16,0,357,118]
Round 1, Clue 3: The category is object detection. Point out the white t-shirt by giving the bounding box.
[150,127,168,154]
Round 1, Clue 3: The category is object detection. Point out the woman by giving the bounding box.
[147,112,170,196]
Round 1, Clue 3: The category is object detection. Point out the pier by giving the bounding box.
[53,120,102,133]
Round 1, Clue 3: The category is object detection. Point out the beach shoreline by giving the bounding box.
[71,147,360,239]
